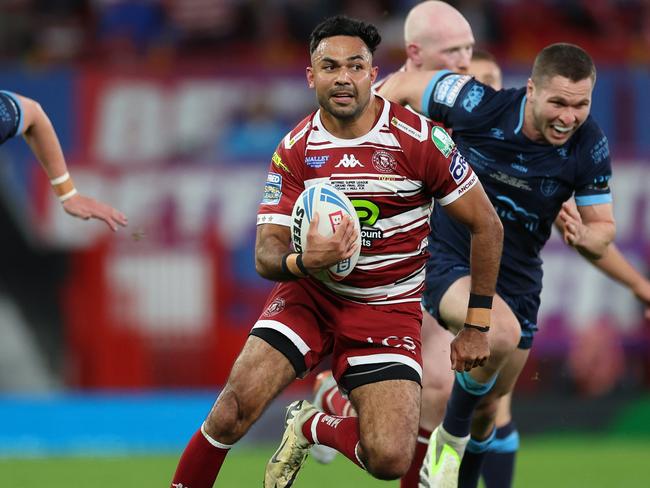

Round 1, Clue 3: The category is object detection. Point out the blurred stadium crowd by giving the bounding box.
[1,0,649,66]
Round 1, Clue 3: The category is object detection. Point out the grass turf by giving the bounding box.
[1,436,648,487]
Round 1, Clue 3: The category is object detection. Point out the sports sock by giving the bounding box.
[170,423,232,488]
[481,421,519,488]
[458,427,496,488]
[442,371,497,438]
[399,427,431,488]
[321,384,354,416]
[302,413,365,468]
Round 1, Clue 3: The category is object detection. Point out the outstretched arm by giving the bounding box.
[376,70,441,113]
[441,182,504,372]
[17,94,128,231]
[556,200,650,319]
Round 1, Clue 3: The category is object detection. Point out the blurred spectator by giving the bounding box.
[219,95,290,161]
[92,0,172,64]
[568,318,625,397]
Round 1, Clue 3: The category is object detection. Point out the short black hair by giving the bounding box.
[532,43,596,85]
[309,15,381,55]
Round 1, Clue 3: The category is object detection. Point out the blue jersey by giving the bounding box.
[423,71,612,294]
[0,91,23,144]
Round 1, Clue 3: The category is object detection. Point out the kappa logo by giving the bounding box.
[335,154,364,168]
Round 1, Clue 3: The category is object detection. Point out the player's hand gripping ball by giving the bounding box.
[291,182,361,281]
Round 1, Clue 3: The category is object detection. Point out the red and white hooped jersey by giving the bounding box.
[257,96,477,305]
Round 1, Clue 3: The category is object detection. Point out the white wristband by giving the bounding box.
[50,172,70,185]
[59,188,78,202]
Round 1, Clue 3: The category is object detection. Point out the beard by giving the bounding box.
[317,89,369,121]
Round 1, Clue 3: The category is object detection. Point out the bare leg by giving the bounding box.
[350,379,422,480]
[171,336,296,487]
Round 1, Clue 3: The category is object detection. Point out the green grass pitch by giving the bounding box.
[1,436,648,487]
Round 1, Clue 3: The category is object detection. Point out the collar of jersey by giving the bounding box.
[313,96,390,146]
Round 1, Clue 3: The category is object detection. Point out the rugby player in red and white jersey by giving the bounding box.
[169,15,503,488]
[310,2,478,485]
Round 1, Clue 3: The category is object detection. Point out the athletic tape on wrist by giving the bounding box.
[50,172,77,202]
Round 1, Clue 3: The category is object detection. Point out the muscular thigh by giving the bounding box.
[349,379,421,454]
[208,336,296,434]
[439,276,521,350]
[420,311,455,429]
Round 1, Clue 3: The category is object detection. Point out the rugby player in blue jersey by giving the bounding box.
[378,42,650,487]
[469,49,650,488]
[0,91,127,230]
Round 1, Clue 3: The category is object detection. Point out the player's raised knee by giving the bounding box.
[362,443,414,480]
[489,320,520,357]
[203,387,253,444]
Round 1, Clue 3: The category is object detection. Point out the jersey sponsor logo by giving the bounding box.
[457,173,477,196]
[391,116,427,141]
[590,136,610,164]
[262,172,282,205]
[372,150,397,173]
[351,199,383,247]
[431,126,455,157]
[494,195,540,232]
[335,154,364,168]
[272,151,290,173]
[351,199,380,226]
[366,335,417,354]
[540,178,560,197]
[448,151,470,184]
[433,74,471,107]
[462,84,485,112]
[305,155,329,168]
[262,297,286,317]
[488,171,532,191]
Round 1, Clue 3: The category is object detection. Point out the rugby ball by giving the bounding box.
[291,182,361,281]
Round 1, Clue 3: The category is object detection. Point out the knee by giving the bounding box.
[489,322,520,358]
[203,387,254,444]
[362,442,413,480]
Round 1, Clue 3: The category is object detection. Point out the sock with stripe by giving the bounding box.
[170,423,232,487]
[458,427,496,488]
[481,421,519,488]
[399,427,432,488]
[321,384,355,416]
[302,413,365,468]
[442,371,497,438]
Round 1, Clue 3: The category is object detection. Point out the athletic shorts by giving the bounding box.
[422,262,540,350]
[250,278,423,393]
